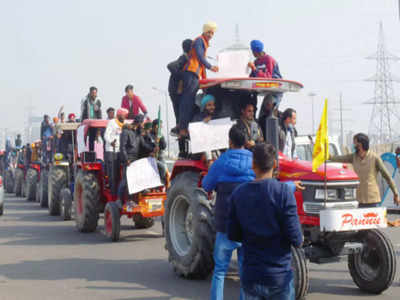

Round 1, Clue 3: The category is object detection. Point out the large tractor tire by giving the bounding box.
[60,188,73,221]
[48,166,67,216]
[5,169,14,194]
[39,169,49,208]
[348,229,396,294]
[25,169,38,201]
[133,214,155,229]
[35,182,40,203]
[104,202,121,242]
[165,171,215,279]
[292,247,309,300]
[74,170,100,232]
[14,169,24,196]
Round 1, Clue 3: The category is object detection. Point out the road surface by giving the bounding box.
[0,194,400,300]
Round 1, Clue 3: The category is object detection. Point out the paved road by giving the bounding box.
[0,194,400,300]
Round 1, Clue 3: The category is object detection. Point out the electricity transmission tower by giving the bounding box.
[364,22,400,145]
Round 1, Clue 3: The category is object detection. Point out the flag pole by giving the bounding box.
[324,138,328,208]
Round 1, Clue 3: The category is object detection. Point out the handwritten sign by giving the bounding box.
[77,125,88,154]
[189,118,233,154]
[126,157,162,194]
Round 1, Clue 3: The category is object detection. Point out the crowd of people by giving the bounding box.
[4,20,400,300]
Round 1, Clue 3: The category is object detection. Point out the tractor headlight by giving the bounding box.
[315,189,338,200]
[54,153,64,161]
[344,188,357,200]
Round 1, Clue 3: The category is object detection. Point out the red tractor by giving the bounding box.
[164,78,396,299]
[14,147,27,197]
[25,142,42,202]
[73,120,167,241]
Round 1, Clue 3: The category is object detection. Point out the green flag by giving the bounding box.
[157,105,161,138]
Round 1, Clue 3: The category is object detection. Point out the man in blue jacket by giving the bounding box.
[202,125,253,300]
[228,143,303,300]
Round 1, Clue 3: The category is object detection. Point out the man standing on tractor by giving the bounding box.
[330,133,400,207]
[104,108,128,195]
[228,143,303,300]
[279,108,298,160]
[121,85,148,120]
[167,38,193,135]
[15,134,22,148]
[178,21,219,157]
[236,103,263,150]
[40,114,54,164]
[81,86,102,121]
[118,114,155,207]
[202,125,254,300]
[106,107,115,120]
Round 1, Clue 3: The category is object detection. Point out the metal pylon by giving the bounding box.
[364,22,400,145]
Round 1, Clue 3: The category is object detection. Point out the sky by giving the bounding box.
[1,0,400,144]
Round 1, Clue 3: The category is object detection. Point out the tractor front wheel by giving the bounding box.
[14,169,24,196]
[5,169,14,194]
[60,188,72,221]
[48,166,67,216]
[348,229,396,294]
[25,169,38,202]
[104,202,121,242]
[292,247,309,300]
[39,169,49,208]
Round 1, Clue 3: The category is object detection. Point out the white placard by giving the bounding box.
[216,49,252,78]
[126,157,162,194]
[189,118,233,154]
[77,125,88,154]
[320,208,387,232]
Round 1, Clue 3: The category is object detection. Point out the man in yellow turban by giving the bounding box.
[178,21,219,157]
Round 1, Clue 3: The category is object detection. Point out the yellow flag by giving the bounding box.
[312,99,329,172]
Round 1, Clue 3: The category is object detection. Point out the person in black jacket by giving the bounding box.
[167,39,192,135]
[80,86,102,121]
[117,114,156,206]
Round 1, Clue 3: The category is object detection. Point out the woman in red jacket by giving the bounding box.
[121,84,148,120]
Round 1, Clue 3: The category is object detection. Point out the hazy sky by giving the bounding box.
[1,0,399,141]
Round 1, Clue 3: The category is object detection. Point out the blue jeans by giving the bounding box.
[178,71,199,130]
[243,278,295,300]
[210,232,244,300]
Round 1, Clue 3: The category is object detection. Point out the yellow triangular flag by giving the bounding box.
[312,99,329,172]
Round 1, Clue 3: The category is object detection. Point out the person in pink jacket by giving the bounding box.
[121,84,148,120]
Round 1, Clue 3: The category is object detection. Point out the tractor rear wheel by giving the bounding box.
[165,171,215,279]
[104,202,121,242]
[5,169,14,193]
[74,170,100,232]
[25,169,38,202]
[14,169,24,196]
[348,229,396,294]
[48,166,67,216]
[292,247,309,300]
[133,214,155,229]
[60,188,72,221]
[39,169,49,208]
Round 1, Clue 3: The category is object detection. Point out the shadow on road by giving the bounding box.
[0,258,239,299]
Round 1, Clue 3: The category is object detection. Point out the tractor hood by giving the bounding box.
[278,153,359,182]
